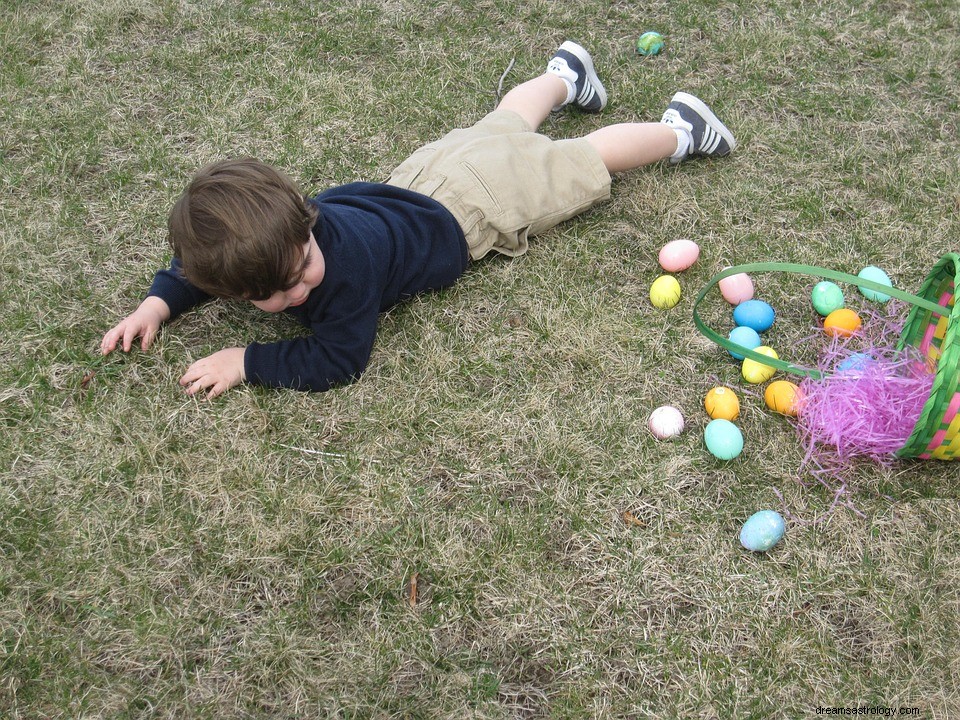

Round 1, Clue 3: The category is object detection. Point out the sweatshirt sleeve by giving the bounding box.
[242,305,380,391]
[146,257,211,319]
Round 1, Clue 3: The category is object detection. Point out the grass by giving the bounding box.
[2,0,960,717]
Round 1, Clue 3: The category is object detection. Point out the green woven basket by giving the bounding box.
[693,255,960,460]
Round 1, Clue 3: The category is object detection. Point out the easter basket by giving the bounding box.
[692,255,960,460]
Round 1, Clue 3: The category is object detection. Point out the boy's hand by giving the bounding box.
[101,296,172,354]
[180,347,247,399]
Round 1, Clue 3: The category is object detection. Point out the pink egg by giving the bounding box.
[658,239,700,272]
[719,271,754,305]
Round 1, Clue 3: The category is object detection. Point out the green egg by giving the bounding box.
[636,31,664,56]
[810,281,845,316]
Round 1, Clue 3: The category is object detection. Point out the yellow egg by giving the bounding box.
[649,275,682,309]
[742,346,779,384]
[704,386,740,420]
[764,380,801,416]
[823,308,862,338]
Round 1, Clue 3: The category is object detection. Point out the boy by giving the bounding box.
[100,41,735,397]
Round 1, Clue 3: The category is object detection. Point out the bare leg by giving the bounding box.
[585,123,678,173]
[497,72,679,173]
[496,73,568,131]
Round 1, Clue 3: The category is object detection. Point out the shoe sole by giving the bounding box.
[558,40,607,110]
[671,91,736,152]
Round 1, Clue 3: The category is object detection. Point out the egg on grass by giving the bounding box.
[650,275,682,309]
[648,405,684,439]
[742,346,779,384]
[704,386,740,421]
[739,510,786,552]
[658,239,699,272]
[703,418,743,460]
[733,299,775,333]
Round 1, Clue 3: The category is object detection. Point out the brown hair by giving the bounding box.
[168,158,318,300]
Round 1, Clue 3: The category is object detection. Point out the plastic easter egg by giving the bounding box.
[742,346,779,384]
[857,265,893,303]
[704,386,740,421]
[648,405,684,439]
[719,272,754,305]
[733,299,775,333]
[810,281,845,316]
[649,275,682,309]
[658,239,700,272]
[704,418,744,460]
[823,308,861,337]
[764,380,801,416]
[739,510,786,552]
[727,325,762,360]
[837,352,874,373]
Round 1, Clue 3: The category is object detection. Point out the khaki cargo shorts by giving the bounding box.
[387,109,611,260]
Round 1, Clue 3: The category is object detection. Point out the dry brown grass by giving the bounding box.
[2,0,960,717]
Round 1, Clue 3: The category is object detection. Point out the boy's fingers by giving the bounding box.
[101,327,120,354]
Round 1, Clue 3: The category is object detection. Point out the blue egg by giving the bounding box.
[732,299,775,332]
[857,265,893,303]
[739,510,786,552]
[727,325,762,360]
[703,419,744,460]
[837,352,874,373]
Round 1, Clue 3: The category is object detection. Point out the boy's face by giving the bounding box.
[250,233,325,313]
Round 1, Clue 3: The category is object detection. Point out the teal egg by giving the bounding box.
[635,31,664,56]
[739,510,786,552]
[857,265,893,303]
[704,419,744,460]
[727,325,762,360]
[732,300,775,332]
[810,281,845,316]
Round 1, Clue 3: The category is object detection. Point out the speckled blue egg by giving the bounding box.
[739,510,786,552]
[727,325,762,360]
[732,300,775,333]
[704,419,744,460]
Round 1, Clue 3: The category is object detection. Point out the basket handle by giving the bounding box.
[692,261,950,380]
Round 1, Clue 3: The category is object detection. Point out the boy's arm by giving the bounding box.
[243,310,381,392]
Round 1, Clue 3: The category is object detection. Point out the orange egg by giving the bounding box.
[704,386,740,421]
[823,308,862,337]
[764,380,801,416]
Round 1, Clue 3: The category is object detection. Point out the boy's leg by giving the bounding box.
[586,93,737,173]
[584,123,679,173]
[496,74,568,131]
[497,41,607,131]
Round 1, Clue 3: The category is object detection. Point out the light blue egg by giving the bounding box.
[704,419,744,460]
[857,265,893,303]
[727,325,762,360]
[739,510,786,552]
[837,352,874,373]
[732,299,775,332]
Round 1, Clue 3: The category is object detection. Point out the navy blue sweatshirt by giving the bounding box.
[147,182,469,391]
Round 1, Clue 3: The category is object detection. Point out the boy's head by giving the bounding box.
[168,158,318,300]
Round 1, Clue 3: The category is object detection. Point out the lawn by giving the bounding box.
[1,0,959,717]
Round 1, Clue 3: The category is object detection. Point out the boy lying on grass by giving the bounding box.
[101,41,735,397]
